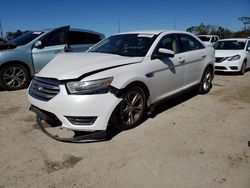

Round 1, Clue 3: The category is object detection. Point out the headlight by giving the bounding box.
[227,55,241,61]
[66,77,113,94]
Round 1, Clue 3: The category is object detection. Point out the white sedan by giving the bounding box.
[214,38,250,75]
[28,30,214,136]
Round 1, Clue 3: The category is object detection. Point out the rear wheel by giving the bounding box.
[199,67,213,94]
[111,87,146,130]
[240,61,247,75]
[0,63,30,90]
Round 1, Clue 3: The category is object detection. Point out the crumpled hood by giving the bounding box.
[215,50,243,58]
[37,52,143,80]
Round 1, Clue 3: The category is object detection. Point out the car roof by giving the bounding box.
[30,27,104,36]
[218,38,248,42]
[115,30,193,35]
[197,35,218,37]
[70,28,104,37]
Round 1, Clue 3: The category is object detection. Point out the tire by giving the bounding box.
[111,87,146,130]
[199,67,213,94]
[240,61,247,75]
[0,63,30,90]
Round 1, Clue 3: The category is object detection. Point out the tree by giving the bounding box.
[238,17,250,30]
[5,32,13,40]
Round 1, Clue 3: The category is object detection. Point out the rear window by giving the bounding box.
[198,36,210,42]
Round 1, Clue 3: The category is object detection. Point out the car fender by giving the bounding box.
[0,47,34,75]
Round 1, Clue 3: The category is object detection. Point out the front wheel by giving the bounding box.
[199,68,213,94]
[0,63,30,90]
[240,61,247,75]
[111,87,146,130]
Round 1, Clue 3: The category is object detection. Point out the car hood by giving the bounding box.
[37,52,144,80]
[215,50,243,58]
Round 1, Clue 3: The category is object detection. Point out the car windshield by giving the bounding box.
[213,40,246,50]
[11,31,43,46]
[198,36,210,42]
[88,34,157,57]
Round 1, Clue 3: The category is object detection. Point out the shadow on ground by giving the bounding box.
[215,68,250,76]
[69,89,198,144]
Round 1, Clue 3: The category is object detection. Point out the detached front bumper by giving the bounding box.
[28,84,122,131]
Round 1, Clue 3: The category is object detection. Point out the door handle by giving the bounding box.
[178,57,185,63]
[201,53,206,58]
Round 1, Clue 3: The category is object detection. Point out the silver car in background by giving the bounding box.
[0,26,104,90]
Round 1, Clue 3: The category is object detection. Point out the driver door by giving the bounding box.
[32,26,70,73]
[149,34,185,103]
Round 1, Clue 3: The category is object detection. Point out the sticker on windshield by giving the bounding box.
[137,34,154,38]
[33,32,42,35]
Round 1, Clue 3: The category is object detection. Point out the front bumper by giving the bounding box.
[215,59,242,72]
[28,84,122,131]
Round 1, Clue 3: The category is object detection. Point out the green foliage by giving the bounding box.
[5,31,13,40]
[238,17,250,30]
[186,23,250,38]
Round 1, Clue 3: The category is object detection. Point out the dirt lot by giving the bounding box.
[0,72,250,188]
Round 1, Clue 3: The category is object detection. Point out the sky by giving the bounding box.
[0,0,249,37]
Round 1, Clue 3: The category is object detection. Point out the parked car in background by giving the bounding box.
[28,30,214,135]
[213,38,250,74]
[0,26,104,90]
[198,35,219,46]
[0,37,10,50]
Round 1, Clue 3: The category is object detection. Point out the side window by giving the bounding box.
[68,31,102,45]
[178,34,205,52]
[41,30,67,47]
[247,41,250,50]
[156,34,179,54]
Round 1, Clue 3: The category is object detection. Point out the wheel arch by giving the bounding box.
[204,63,214,79]
[115,81,150,100]
[0,61,32,77]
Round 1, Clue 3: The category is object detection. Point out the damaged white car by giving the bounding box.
[28,30,214,141]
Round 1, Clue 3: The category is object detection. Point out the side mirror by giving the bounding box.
[247,47,250,52]
[34,41,43,49]
[158,48,175,58]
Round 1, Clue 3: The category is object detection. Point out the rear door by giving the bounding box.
[32,26,70,73]
[177,34,206,87]
[68,31,103,52]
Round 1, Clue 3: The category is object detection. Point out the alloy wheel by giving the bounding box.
[3,66,26,88]
[120,91,144,125]
[202,71,212,91]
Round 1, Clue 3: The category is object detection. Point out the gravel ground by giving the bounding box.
[0,72,250,188]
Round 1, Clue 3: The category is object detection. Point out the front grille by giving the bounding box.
[215,66,227,70]
[29,77,60,101]
[215,57,226,63]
